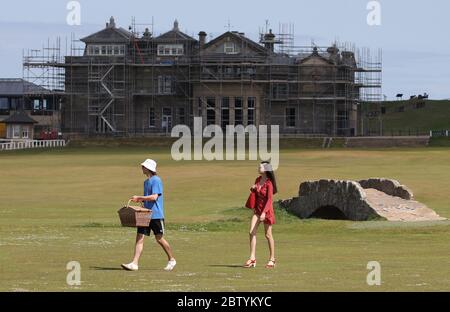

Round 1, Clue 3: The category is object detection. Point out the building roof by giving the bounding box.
[3,111,38,124]
[298,47,335,65]
[0,79,48,96]
[81,17,132,43]
[204,31,268,54]
[154,20,197,42]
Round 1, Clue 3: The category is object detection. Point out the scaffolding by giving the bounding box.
[23,18,382,138]
[22,37,69,132]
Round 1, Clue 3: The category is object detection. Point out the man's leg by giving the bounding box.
[155,235,175,261]
[132,233,146,265]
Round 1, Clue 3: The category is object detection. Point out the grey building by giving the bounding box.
[34,17,382,137]
[0,78,61,139]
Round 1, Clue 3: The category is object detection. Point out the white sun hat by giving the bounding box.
[141,159,157,172]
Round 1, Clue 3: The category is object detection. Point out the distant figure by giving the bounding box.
[396,94,403,100]
[423,92,429,99]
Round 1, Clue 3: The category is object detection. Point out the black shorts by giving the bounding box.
[137,219,165,237]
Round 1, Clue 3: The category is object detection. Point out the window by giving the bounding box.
[206,97,216,126]
[87,45,125,56]
[157,44,184,56]
[224,42,237,54]
[177,107,186,125]
[234,97,243,125]
[149,107,156,127]
[13,125,20,138]
[43,99,48,110]
[158,76,174,94]
[162,108,172,131]
[22,127,29,139]
[0,98,8,110]
[221,97,230,130]
[286,107,296,127]
[247,97,255,125]
[10,98,22,110]
[224,67,234,77]
[272,84,288,99]
[33,99,40,110]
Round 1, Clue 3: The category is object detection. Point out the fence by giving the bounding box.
[0,140,66,151]
[430,130,449,138]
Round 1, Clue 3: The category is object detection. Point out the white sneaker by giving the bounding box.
[164,259,177,271]
[121,262,139,271]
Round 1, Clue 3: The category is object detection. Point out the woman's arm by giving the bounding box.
[250,177,260,191]
[262,181,274,214]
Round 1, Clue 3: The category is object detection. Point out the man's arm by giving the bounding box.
[131,194,159,202]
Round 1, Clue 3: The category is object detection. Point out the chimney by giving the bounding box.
[263,29,276,52]
[173,19,179,31]
[198,31,207,48]
[107,16,116,29]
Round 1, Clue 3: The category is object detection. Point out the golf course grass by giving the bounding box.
[0,146,449,291]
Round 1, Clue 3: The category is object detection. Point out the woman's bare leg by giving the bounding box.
[249,214,261,260]
[264,223,275,261]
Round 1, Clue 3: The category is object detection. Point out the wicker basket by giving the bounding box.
[118,200,152,228]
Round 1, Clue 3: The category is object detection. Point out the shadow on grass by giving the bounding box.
[90,266,124,271]
[208,264,244,268]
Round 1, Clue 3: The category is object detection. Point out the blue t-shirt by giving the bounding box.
[143,176,164,219]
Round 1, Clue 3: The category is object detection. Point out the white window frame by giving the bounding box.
[149,107,156,128]
[158,76,174,95]
[224,42,237,54]
[33,99,40,110]
[157,44,184,56]
[22,126,29,139]
[247,97,256,126]
[13,125,20,138]
[87,44,125,56]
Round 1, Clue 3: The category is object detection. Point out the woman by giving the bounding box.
[244,161,278,269]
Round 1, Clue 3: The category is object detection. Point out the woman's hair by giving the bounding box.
[261,161,278,195]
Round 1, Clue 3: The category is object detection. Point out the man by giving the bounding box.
[121,159,177,271]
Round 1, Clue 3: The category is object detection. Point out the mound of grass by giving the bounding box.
[380,100,450,135]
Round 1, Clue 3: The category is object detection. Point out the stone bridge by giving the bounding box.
[280,178,445,222]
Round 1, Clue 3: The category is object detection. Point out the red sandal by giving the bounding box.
[243,259,257,268]
[265,259,276,268]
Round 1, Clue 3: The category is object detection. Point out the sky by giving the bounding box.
[0,0,449,99]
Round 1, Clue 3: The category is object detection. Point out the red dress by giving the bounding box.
[246,176,275,225]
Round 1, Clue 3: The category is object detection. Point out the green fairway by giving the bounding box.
[0,146,449,291]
